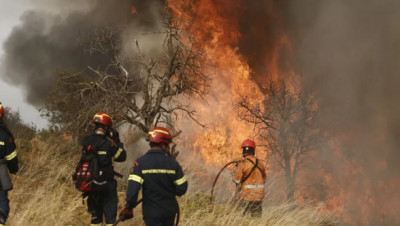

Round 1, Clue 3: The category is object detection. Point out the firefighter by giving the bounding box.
[0,103,19,225]
[119,127,188,226]
[233,139,266,217]
[83,112,127,226]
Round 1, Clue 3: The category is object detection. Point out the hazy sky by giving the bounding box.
[0,0,48,128]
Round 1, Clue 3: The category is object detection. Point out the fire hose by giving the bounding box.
[210,160,239,203]
[113,198,180,226]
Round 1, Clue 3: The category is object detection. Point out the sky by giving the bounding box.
[0,1,48,128]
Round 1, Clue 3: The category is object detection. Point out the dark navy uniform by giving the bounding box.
[0,123,18,225]
[125,149,188,226]
[82,133,126,225]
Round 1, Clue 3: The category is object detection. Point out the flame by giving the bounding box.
[167,1,400,225]
[169,0,285,167]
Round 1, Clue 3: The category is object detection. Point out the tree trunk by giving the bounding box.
[286,174,295,202]
[284,154,295,202]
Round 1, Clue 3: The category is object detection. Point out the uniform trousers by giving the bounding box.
[143,215,176,226]
[87,180,118,224]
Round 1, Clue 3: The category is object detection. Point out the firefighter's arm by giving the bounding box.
[233,161,242,184]
[4,135,18,174]
[97,140,126,165]
[260,162,267,183]
[125,161,142,210]
[112,142,126,162]
[174,162,187,196]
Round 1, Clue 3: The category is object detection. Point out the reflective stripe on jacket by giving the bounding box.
[125,149,188,218]
[234,155,266,201]
[0,124,19,174]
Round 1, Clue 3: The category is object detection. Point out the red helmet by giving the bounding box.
[241,139,256,149]
[91,112,113,127]
[147,127,172,144]
[0,102,4,119]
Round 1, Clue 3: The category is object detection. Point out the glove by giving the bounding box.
[118,208,133,222]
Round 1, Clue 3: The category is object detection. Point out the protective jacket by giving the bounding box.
[82,133,126,225]
[125,149,188,218]
[0,122,18,224]
[82,133,126,179]
[0,123,18,174]
[234,155,266,201]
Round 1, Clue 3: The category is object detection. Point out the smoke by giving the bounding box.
[283,0,400,224]
[236,0,400,224]
[1,0,165,105]
[237,0,293,79]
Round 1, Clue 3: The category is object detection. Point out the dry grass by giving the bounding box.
[179,194,339,226]
[8,135,86,225]
[6,134,340,226]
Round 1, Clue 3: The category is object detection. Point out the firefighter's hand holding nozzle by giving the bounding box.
[118,208,133,222]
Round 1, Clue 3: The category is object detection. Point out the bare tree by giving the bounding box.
[43,10,207,139]
[237,76,320,201]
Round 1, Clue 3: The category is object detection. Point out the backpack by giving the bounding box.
[72,137,107,192]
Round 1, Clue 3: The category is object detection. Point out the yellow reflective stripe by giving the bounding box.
[0,141,4,146]
[142,169,176,174]
[128,174,144,184]
[174,176,187,185]
[97,151,107,155]
[149,129,170,138]
[5,150,17,161]
[91,224,102,226]
[154,129,169,134]
[113,148,123,160]
[244,184,265,189]
[92,113,111,121]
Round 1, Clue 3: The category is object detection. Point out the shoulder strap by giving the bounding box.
[82,136,107,155]
[240,158,259,184]
[245,158,263,173]
[93,136,108,152]
[76,136,108,171]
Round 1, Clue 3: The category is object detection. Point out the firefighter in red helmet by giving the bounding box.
[119,127,188,225]
[0,104,4,120]
[0,103,19,225]
[82,112,126,225]
[233,139,266,217]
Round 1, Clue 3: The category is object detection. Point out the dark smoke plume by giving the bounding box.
[1,0,164,105]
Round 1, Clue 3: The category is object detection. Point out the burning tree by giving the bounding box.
[43,11,207,138]
[238,76,320,201]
